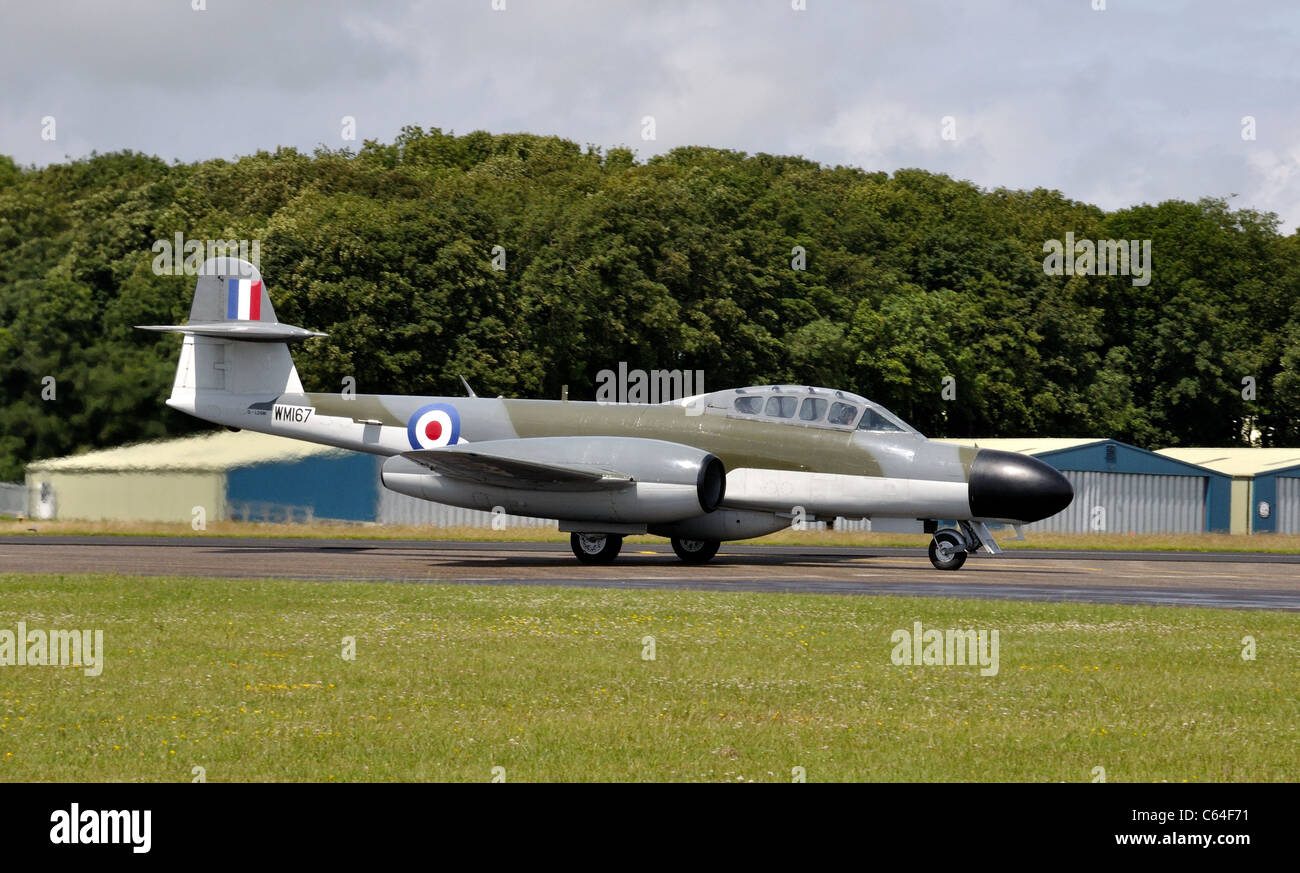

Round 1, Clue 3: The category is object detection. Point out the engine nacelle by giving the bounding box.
[381,437,726,525]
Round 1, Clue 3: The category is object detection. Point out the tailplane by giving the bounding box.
[136,257,325,419]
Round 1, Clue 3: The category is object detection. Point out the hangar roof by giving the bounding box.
[27,430,347,473]
[1156,448,1300,477]
[934,437,1230,478]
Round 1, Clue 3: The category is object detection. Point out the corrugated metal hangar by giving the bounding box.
[1157,448,1300,534]
[25,431,377,523]
[935,438,1231,534]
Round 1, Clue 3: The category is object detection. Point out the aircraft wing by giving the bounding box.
[401,445,634,491]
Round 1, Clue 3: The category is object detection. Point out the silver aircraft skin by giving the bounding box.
[139,258,1074,569]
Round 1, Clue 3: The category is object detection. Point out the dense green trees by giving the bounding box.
[1,127,1296,479]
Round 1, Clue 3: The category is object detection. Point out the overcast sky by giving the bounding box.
[3,0,1297,231]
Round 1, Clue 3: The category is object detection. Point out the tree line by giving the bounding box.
[1,126,1297,480]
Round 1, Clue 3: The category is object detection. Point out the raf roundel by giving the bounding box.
[407,403,461,450]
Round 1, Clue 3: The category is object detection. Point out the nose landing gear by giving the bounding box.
[928,529,968,571]
[927,521,1003,571]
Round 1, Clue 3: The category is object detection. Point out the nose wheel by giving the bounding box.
[928,529,968,571]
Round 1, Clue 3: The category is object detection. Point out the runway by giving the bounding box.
[4,535,1299,610]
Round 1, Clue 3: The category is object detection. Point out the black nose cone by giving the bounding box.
[968,449,1073,523]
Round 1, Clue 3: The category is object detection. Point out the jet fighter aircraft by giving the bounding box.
[139,259,1073,570]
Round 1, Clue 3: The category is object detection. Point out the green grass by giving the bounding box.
[0,573,1295,782]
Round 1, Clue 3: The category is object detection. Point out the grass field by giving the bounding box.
[0,572,1295,782]
[5,517,1300,553]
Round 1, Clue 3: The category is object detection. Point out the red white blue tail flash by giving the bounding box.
[407,403,461,449]
[226,278,262,321]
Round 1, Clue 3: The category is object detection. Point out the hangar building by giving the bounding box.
[25,431,552,528]
[934,438,1231,534]
[25,431,378,523]
[1156,448,1300,535]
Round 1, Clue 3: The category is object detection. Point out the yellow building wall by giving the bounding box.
[1229,478,1250,535]
[25,471,224,523]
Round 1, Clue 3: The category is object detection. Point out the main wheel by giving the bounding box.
[928,529,967,571]
[570,532,623,564]
[670,538,720,564]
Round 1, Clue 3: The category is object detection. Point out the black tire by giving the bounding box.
[928,530,968,571]
[670,538,720,564]
[570,532,623,564]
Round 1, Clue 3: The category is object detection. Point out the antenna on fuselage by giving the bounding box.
[458,375,477,397]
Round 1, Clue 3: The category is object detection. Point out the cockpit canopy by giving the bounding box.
[673,385,921,436]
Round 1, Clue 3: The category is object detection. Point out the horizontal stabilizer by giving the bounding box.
[136,321,327,344]
[402,445,633,491]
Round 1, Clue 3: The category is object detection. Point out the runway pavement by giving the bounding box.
[2,535,1299,610]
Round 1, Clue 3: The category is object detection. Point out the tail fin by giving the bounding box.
[137,257,325,418]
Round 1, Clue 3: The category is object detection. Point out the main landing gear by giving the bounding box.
[570,532,623,564]
[927,521,1004,571]
[568,533,722,564]
[670,537,720,564]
